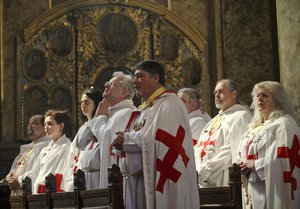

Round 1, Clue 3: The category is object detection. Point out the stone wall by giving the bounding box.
[221,0,277,106]
[171,0,208,39]
[277,0,300,123]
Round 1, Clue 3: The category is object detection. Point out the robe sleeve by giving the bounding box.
[89,115,108,140]
[190,118,207,144]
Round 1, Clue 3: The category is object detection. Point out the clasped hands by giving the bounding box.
[239,160,255,176]
[112,131,125,151]
[5,173,20,189]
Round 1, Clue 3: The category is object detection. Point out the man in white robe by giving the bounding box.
[177,88,210,145]
[89,71,136,189]
[3,115,50,195]
[194,79,252,187]
[113,60,199,209]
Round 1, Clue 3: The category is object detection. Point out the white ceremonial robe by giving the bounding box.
[120,91,199,209]
[64,122,100,191]
[188,109,210,145]
[203,111,212,122]
[6,136,50,195]
[89,99,136,189]
[32,135,71,194]
[247,115,300,209]
[238,122,269,209]
[195,104,252,187]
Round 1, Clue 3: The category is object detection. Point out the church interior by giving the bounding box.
[0,0,299,181]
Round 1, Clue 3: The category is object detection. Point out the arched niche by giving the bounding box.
[16,0,209,140]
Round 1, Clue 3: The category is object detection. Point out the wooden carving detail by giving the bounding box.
[17,2,207,140]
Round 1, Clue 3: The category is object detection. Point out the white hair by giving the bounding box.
[250,81,297,127]
[113,71,134,99]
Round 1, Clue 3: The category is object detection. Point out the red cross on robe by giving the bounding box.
[199,130,216,158]
[246,139,258,160]
[277,134,300,200]
[155,125,189,193]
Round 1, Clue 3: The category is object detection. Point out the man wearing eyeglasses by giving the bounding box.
[89,71,136,189]
[2,115,50,195]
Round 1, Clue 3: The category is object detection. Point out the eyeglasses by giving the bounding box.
[105,80,124,88]
[105,81,117,87]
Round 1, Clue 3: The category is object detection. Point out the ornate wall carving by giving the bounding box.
[15,0,208,140]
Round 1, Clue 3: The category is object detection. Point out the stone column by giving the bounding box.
[276,0,300,122]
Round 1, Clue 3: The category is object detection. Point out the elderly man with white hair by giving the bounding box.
[89,71,136,189]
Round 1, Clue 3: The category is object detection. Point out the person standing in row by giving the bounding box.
[89,71,136,189]
[238,81,299,209]
[64,87,102,191]
[194,79,252,187]
[177,88,210,145]
[113,60,199,209]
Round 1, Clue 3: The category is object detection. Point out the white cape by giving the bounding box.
[195,104,252,187]
[32,135,71,193]
[263,115,299,209]
[122,91,199,209]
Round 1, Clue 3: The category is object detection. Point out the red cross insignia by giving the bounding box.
[246,139,258,160]
[277,134,300,200]
[199,131,216,158]
[155,125,190,193]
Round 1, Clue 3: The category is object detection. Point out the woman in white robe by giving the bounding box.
[32,109,72,194]
[65,87,102,190]
[238,81,300,209]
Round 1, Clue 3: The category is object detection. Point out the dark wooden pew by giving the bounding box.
[0,182,11,209]
[10,164,242,209]
[199,163,242,209]
[10,164,123,209]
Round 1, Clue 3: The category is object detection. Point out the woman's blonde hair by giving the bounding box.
[250,81,297,128]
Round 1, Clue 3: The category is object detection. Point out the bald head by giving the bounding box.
[27,115,46,142]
